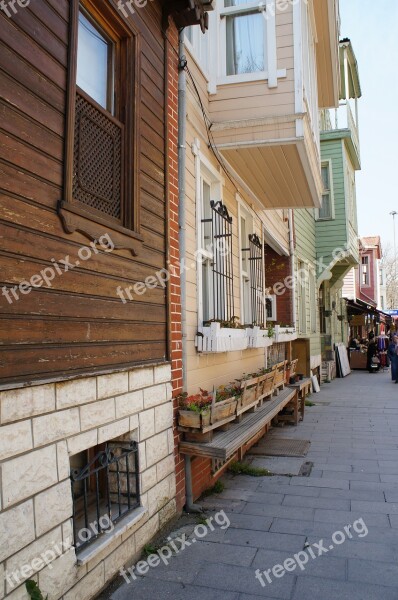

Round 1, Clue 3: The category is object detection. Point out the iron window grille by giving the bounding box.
[202,200,234,323]
[246,233,265,327]
[70,441,140,551]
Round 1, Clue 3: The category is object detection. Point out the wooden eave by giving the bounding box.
[161,0,214,32]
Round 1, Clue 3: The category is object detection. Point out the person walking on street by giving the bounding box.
[367,333,379,373]
[388,336,398,383]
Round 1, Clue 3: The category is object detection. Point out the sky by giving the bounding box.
[339,0,398,250]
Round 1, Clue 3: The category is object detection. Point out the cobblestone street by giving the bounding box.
[108,370,398,600]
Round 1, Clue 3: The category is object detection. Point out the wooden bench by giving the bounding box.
[287,378,312,422]
[179,387,298,460]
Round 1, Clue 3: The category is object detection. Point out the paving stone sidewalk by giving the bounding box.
[104,370,398,600]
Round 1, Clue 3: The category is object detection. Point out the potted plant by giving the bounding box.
[177,386,238,433]
[177,390,212,429]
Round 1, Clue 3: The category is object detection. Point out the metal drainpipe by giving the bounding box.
[178,29,202,513]
[288,210,297,328]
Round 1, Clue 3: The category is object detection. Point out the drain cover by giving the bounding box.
[249,438,311,457]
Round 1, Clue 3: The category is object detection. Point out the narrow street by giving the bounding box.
[109,370,398,600]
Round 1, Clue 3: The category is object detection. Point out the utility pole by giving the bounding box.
[391,211,397,308]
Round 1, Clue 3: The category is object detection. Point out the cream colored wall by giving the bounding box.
[184,61,289,394]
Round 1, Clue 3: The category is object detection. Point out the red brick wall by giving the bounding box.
[264,246,293,325]
[166,24,185,512]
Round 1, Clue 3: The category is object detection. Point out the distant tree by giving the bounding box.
[380,243,398,309]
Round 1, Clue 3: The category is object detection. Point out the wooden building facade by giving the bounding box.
[0,1,210,598]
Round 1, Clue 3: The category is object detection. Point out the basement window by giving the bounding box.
[70,440,140,552]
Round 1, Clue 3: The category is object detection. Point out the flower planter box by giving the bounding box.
[178,410,211,429]
[236,376,260,417]
[272,360,287,393]
[196,323,248,353]
[257,370,275,402]
[246,326,273,349]
[274,326,297,343]
[178,396,238,441]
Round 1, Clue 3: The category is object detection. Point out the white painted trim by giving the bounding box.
[193,143,223,327]
[237,201,254,326]
[217,69,286,86]
[208,9,218,95]
[215,136,299,150]
[266,0,278,88]
[293,0,304,133]
[210,112,302,132]
[193,140,203,326]
[184,26,210,82]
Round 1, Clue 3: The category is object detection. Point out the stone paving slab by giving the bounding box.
[192,563,296,599]
[292,576,398,600]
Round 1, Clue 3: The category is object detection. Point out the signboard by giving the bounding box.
[351,315,366,326]
[385,310,398,316]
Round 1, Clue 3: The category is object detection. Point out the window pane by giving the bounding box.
[225,0,255,5]
[77,12,112,110]
[319,193,331,219]
[321,165,330,190]
[201,180,212,250]
[185,26,194,44]
[226,12,265,75]
[241,216,248,272]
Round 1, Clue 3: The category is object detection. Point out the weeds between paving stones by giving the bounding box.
[143,543,160,557]
[202,480,225,497]
[305,400,316,406]
[228,461,273,477]
[25,580,48,600]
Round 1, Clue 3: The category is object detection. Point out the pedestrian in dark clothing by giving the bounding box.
[387,336,398,383]
[367,333,378,373]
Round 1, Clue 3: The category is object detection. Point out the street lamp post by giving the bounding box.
[391,211,397,308]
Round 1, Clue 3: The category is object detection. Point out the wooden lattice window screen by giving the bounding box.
[73,91,124,222]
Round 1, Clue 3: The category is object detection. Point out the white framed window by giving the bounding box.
[200,176,215,322]
[218,0,280,87]
[361,256,369,287]
[265,294,277,321]
[239,206,253,326]
[317,160,334,221]
[185,25,210,76]
[238,204,266,327]
[298,261,307,334]
[347,170,357,229]
[309,269,317,333]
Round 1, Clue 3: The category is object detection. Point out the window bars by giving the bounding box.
[202,200,234,322]
[248,233,265,327]
[70,442,140,551]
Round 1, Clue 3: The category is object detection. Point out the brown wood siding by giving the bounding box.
[0,0,168,385]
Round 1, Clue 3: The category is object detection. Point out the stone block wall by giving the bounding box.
[0,363,176,600]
